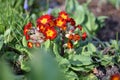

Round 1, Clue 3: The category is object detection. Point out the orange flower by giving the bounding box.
[59,11,69,20]
[68,34,73,40]
[44,27,57,40]
[82,32,87,40]
[55,18,66,28]
[37,14,53,25]
[73,34,80,41]
[35,42,40,47]
[24,22,32,35]
[27,42,33,48]
[61,26,67,31]
[110,74,120,80]
[67,40,73,49]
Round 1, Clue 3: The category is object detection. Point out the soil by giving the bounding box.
[87,0,120,41]
[50,0,120,41]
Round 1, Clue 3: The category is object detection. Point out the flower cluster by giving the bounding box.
[23,11,87,48]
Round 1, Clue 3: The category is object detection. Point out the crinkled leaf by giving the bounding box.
[58,58,71,72]
[65,71,79,80]
[65,0,79,13]
[73,5,85,25]
[69,55,92,66]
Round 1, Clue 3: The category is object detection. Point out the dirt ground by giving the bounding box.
[51,0,120,41]
[87,0,120,41]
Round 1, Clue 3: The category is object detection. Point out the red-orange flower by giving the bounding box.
[77,25,82,31]
[55,18,66,28]
[59,11,69,20]
[110,73,120,80]
[23,22,32,35]
[49,20,55,27]
[27,42,33,48]
[37,14,53,25]
[44,27,57,40]
[25,35,30,40]
[37,24,46,32]
[82,32,87,40]
[73,34,80,41]
[70,18,76,26]
[67,40,73,49]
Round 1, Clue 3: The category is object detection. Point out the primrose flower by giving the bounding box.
[37,24,46,32]
[23,22,32,35]
[25,35,30,40]
[73,34,80,41]
[27,42,33,48]
[55,18,66,28]
[23,22,32,40]
[77,25,82,31]
[67,40,73,49]
[44,27,57,40]
[37,14,53,25]
[69,18,76,26]
[110,73,120,80]
[82,32,87,40]
[59,11,69,20]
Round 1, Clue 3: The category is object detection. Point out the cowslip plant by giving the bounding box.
[23,11,87,56]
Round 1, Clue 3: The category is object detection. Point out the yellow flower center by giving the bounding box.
[57,20,63,27]
[61,14,67,19]
[46,29,54,37]
[41,18,47,24]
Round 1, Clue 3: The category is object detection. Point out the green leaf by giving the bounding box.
[0,35,4,50]
[85,12,97,32]
[66,71,79,80]
[44,39,51,49]
[0,24,5,34]
[111,40,119,50]
[4,28,14,43]
[4,28,11,37]
[53,43,60,57]
[69,54,92,66]
[22,36,27,47]
[20,60,30,72]
[70,64,94,72]
[87,43,96,52]
[73,5,85,25]
[101,55,113,66]
[58,58,71,72]
[79,73,98,80]
[65,0,79,13]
